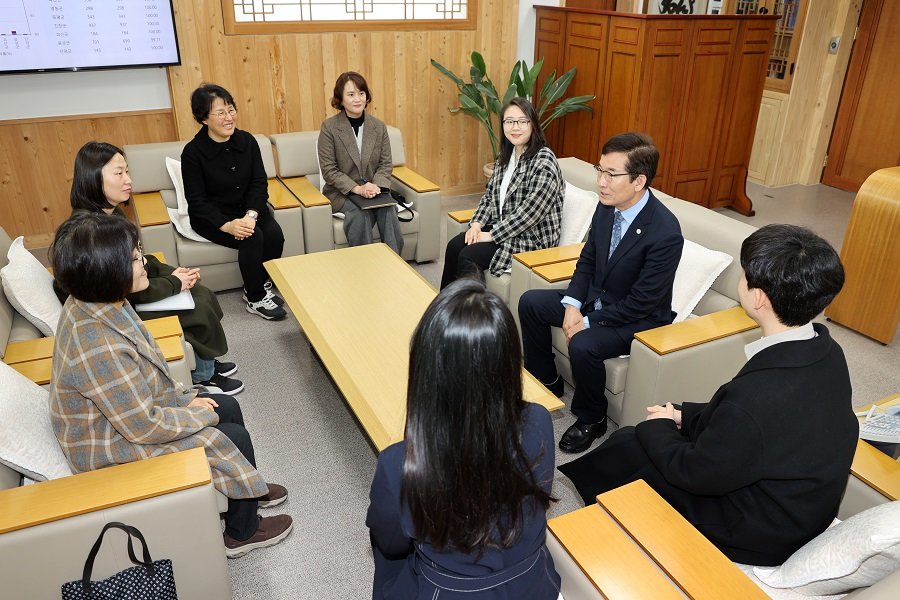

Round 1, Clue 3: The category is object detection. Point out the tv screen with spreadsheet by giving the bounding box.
[0,0,179,75]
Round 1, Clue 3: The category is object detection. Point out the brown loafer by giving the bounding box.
[224,514,293,558]
[258,483,288,508]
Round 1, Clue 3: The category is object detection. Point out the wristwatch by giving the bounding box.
[245,209,258,221]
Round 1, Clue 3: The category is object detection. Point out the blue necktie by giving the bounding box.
[609,211,625,258]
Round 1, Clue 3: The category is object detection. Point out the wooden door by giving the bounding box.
[535,9,568,151]
[823,0,900,192]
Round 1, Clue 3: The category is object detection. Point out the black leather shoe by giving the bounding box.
[544,376,565,398]
[559,419,607,454]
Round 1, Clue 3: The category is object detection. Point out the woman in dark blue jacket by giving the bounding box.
[366,279,561,599]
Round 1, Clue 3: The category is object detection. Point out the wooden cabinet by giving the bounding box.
[535,7,777,215]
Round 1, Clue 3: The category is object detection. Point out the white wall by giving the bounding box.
[0,68,170,120]
[518,0,562,64]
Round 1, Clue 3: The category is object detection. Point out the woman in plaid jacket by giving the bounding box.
[440,98,564,288]
[48,212,292,558]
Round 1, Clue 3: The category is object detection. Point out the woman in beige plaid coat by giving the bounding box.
[48,212,292,558]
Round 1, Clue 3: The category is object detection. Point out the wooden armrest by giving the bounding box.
[144,315,184,339]
[448,208,476,224]
[392,166,439,193]
[156,336,184,361]
[533,259,578,283]
[513,243,585,269]
[634,307,759,355]
[548,504,684,599]
[851,439,900,501]
[598,480,768,599]
[132,192,170,227]
[279,176,331,208]
[8,358,53,385]
[266,178,301,209]
[4,337,55,363]
[0,447,210,535]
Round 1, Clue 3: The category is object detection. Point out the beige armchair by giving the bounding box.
[124,135,305,293]
[0,448,232,599]
[511,158,761,427]
[268,126,441,263]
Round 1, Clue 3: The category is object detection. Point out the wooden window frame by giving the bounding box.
[221,0,477,34]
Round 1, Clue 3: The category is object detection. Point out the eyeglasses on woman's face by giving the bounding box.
[502,118,531,129]
[594,164,633,184]
[133,242,145,264]
[209,106,237,120]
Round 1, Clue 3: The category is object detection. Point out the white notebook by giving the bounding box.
[135,289,195,312]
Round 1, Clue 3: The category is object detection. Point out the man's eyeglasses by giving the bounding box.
[209,106,237,120]
[502,118,531,128]
[593,165,633,183]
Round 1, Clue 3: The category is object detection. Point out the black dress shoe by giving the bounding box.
[559,419,608,454]
[544,376,564,398]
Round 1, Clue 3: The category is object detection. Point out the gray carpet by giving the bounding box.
[215,185,899,598]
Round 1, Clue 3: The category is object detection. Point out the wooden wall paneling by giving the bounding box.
[558,11,608,163]
[599,17,645,158]
[0,111,177,242]
[166,0,517,196]
[671,21,738,206]
[747,89,785,182]
[634,20,691,193]
[535,9,568,152]
[711,20,775,213]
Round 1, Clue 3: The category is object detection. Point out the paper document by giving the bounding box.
[135,290,195,312]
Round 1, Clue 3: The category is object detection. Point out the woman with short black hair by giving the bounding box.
[49,212,292,558]
[181,83,287,320]
[64,140,243,394]
[366,279,561,599]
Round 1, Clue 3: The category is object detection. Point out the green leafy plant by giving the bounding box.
[431,51,594,158]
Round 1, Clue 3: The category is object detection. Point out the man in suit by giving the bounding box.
[558,224,857,565]
[519,132,684,453]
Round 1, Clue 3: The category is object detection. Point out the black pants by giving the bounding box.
[206,393,260,540]
[518,289,630,424]
[197,214,285,302]
[440,231,499,289]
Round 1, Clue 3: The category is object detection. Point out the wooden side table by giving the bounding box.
[825,166,900,344]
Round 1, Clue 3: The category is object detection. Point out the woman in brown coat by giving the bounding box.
[49,212,292,558]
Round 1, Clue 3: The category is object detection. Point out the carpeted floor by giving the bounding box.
[214,185,899,598]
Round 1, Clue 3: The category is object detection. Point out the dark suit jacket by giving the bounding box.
[366,403,561,599]
[566,191,683,339]
[318,111,392,213]
[635,323,858,565]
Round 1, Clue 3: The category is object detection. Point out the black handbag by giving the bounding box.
[61,522,178,599]
[390,190,414,223]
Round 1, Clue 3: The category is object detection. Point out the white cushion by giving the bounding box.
[671,239,733,322]
[754,501,900,595]
[0,360,73,481]
[559,181,599,246]
[0,236,63,335]
[165,157,210,243]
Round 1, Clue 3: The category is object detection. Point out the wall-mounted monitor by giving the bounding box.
[0,0,180,75]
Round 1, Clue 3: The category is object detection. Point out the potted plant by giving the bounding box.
[431,51,594,176]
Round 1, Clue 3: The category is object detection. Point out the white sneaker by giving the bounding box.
[246,295,287,320]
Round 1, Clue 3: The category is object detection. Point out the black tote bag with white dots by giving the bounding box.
[61,522,178,600]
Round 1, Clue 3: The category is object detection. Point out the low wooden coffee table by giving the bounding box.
[266,244,564,452]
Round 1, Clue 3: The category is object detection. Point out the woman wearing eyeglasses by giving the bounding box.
[440,97,564,289]
[181,83,287,321]
[317,71,403,254]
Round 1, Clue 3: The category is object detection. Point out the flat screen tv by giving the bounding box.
[0,0,180,75]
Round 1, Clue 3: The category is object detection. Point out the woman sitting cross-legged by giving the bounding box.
[49,212,293,558]
[440,97,564,289]
[366,279,561,599]
[62,140,243,394]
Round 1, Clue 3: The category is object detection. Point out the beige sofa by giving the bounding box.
[0,449,232,599]
[268,126,441,263]
[124,135,305,292]
[0,227,193,388]
[510,157,761,427]
[548,441,900,599]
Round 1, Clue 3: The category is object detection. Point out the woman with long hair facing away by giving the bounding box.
[440,97,564,289]
[181,83,287,321]
[49,212,292,558]
[318,71,404,254]
[366,279,561,599]
[63,140,242,394]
